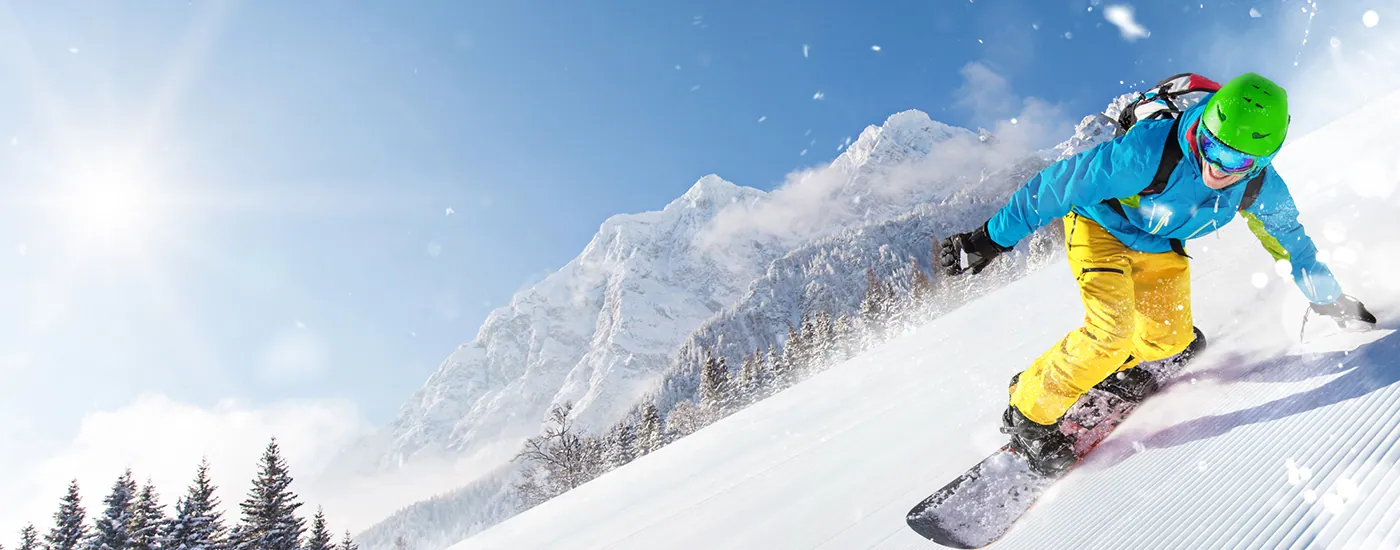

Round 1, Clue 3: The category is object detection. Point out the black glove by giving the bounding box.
[939,222,1012,276]
[1310,294,1377,325]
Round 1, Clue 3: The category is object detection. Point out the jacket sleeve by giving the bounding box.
[985,123,1160,248]
[1239,168,1343,304]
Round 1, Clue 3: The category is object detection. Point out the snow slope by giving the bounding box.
[449,90,1400,549]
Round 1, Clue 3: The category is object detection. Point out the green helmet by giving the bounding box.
[1201,72,1291,157]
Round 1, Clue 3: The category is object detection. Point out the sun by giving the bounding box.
[51,152,172,255]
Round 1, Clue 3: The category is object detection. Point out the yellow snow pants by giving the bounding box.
[1009,213,1196,425]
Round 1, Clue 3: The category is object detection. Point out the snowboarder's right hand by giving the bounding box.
[939,223,1011,276]
[1310,294,1377,325]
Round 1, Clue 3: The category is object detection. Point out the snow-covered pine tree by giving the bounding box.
[128,481,165,550]
[339,531,359,550]
[764,345,783,396]
[603,420,636,470]
[778,322,801,388]
[882,270,907,336]
[833,313,855,364]
[233,438,307,550]
[17,524,40,550]
[698,349,731,419]
[391,536,408,550]
[89,468,138,550]
[859,267,887,347]
[306,507,334,550]
[46,480,88,550]
[797,312,819,376]
[910,257,934,312]
[165,457,227,550]
[636,402,663,455]
[738,350,762,405]
[811,311,835,372]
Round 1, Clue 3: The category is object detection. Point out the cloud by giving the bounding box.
[1104,5,1151,41]
[0,394,369,537]
[696,61,1071,262]
[954,61,1073,152]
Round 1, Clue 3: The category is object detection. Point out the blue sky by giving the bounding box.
[1,0,1397,534]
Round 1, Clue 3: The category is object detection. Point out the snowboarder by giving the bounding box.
[937,72,1377,478]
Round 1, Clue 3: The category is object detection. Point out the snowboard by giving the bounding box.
[904,330,1206,549]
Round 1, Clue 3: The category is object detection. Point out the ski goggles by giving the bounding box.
[1195,124,1269,175]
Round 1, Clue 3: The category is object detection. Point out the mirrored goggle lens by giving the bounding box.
[1198,126,1258,174]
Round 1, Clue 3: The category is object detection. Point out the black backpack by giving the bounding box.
[1103,72,1265,255]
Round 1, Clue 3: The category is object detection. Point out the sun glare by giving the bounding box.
[52,156,170,254]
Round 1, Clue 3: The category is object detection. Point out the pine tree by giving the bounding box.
[17,524,40,550]
[811,311,836,371]
[89,468,138,550]
[339,531,359,550]
[166,458,227,550]
[778,322,801,387]
[306,507,334,550]
[833,313,854,363]
[129,481,165,550]
[738,350,763,405]
[46,480,88,550]
[391,536,408,550]
[636,402,663,455]
[234,438,306,550]
[764,345,783,394]
[860,267,896,347]
[698,349,731,418]
[603,420,636,470]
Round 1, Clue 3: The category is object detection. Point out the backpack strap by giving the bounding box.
[1143,118,1184,195]
[1237,169,1266,211]
[1102,118,1190,257]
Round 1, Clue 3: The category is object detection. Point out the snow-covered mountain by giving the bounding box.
[327,110,1004,480]
[449,87,1400,550]
[327,99,1136,542]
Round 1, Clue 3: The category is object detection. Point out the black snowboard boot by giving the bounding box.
[1092,367,1159,403]
[1001,405,1077,478]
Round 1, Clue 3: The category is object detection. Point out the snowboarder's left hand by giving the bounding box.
[1310,294,1377,325]
[939,223,1011,276]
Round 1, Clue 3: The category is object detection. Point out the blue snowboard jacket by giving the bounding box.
[986,98,1342,305]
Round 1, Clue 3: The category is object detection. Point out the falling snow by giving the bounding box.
[803,44,810,58]
[813,91,824,100]
[1104,4,1151,41]
[16,244,26,256]
[758,116,767,123]
[691,85,701,92]
[800,149,808,156]
[446,207,456,217]
[871,45,881,52]
[1252,273,1269,289]
[1010,118,1018,124]
[1363,10,1380,27]
[1064,31,1074,39]
[428,242,443,257]
[68,47,79,54]
[1250,8,1262,18]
